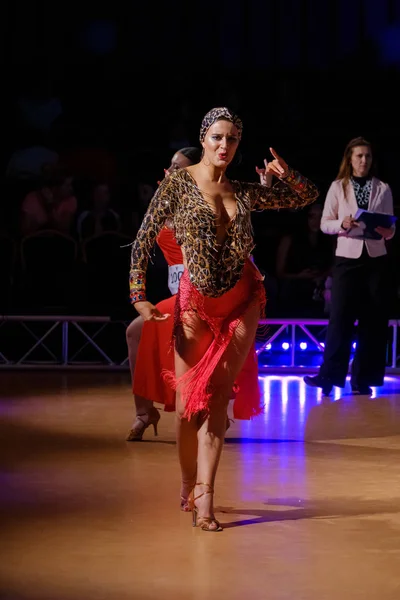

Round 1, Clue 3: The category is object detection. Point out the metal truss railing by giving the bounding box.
[0,315,399,373]
[257,318,399,373]
[0,315,129,370]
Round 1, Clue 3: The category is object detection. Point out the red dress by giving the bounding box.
[132,227,262,419]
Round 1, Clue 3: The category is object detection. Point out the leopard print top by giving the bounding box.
[130,168,319,301]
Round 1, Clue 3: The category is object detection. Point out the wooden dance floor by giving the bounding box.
[2,371,400,600]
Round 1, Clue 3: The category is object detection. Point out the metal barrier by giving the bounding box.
[0,315,129,370]
[257,318,399,374]
[0,315,399,373]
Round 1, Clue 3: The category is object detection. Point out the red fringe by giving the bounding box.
[163,261,266,420]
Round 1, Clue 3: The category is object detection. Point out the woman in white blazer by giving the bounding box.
[304,137,395,395]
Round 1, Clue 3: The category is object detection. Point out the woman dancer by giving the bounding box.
[130,107,318,531]
[127,156,272,442]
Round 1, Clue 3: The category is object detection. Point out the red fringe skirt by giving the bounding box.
[133,260,265,420]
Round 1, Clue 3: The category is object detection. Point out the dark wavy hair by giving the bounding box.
[336,137,376,198]
[178,147,202,164]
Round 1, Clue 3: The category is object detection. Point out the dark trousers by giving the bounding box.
[319,248,389,388]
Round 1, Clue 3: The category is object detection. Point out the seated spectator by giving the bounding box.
[276,203,335,316]
[20,164,77,237]
[76,181,121,240]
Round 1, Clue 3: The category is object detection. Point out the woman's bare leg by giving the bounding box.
[126,317,154,419]
[194,302,261,528]
[175,312,213,503]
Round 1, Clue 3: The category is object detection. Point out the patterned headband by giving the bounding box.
[199,107,243,142]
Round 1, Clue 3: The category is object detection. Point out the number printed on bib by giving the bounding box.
[168,264,184,295]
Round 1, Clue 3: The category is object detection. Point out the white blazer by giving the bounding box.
[320,177,395,258]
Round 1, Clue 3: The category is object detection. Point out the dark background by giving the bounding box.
[3,1,400,185]
[1,0,400,315]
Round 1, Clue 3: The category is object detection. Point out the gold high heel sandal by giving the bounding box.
[181,416,231,510]
[126,407,160,441]
[191,483,223,532]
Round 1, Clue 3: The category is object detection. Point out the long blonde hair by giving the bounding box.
[336,136,376,198]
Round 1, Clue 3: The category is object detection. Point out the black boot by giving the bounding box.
[304,375,333,396]
[351,384,372,395]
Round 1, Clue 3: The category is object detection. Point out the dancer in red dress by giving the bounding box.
[126,148,201,441]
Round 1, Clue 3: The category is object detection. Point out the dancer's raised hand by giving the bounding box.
[266,148,289,178]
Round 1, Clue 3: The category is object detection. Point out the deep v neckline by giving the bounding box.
[183,169,238,226]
